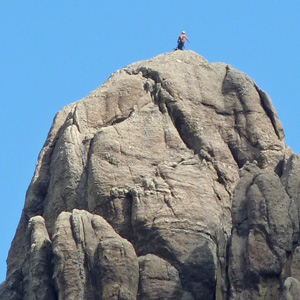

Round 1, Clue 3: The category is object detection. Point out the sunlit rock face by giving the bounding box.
[2,51,300,300]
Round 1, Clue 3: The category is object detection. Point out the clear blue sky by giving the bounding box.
[1,1,299,283]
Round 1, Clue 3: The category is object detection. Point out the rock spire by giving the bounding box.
[1,51,300,300]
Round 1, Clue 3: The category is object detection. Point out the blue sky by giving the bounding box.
[1,1,299,283]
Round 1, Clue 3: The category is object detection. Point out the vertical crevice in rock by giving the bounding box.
[255,84,284,140]
[70,212,86,300]
[23,216,57,300]
[109,188,134,242]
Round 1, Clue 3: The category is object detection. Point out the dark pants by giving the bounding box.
[177,42,184,50]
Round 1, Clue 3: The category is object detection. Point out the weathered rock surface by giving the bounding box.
[228,162,298,299]
[137,254,191,300]
[1,51,300,299]
[52,209,139,300]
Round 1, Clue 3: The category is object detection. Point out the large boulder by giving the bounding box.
[228,162,298,299]
[1,51,299,300]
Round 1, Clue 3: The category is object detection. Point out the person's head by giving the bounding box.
[182,31,186,35]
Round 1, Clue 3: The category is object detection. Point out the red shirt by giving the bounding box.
[179,34,190,44]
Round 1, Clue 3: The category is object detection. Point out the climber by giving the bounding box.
[175,31,190,50]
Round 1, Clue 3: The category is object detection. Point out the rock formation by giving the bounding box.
[1,51,300,300]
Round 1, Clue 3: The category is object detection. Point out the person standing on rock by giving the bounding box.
[175,31,190,50]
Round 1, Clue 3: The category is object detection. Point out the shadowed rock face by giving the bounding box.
[1,51,300,300]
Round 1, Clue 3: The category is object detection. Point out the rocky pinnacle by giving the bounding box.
[1,51,300,300]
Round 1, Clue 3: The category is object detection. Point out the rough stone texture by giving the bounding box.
[281,277,300,300]
[1,51,300,300]
[23,216,56,300]
[137,254,192,300]
[52,209,139,300]
[228,162,298,299]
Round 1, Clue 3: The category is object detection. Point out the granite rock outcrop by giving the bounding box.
[1,51,300,300]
